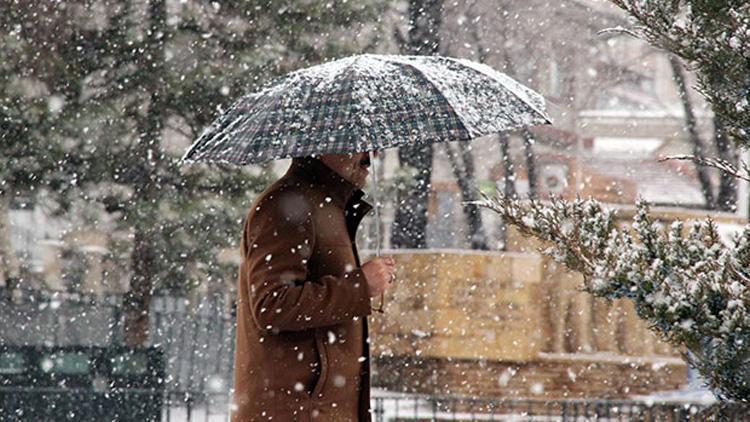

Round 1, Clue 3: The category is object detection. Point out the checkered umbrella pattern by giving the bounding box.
[181,54,551,165]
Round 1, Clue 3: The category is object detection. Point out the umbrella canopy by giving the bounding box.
[181,54,551,165]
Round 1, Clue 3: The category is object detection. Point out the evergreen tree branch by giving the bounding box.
[479,192,750,401]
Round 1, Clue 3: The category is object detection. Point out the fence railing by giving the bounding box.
[370,394,711,421]
[0,288,236,413]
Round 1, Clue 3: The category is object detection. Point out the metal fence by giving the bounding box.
[0,288,236,421]
[370,394,710,421]
[156,394,714,421]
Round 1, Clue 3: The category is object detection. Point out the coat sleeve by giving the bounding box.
[244,196,372,333]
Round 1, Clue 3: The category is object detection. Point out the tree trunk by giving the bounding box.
[123,226,157,346]
[497,133,516,250]
[122,0,166,347]
[438,0,490,249]
[458,142,488,249]
[0,193,21,295]
[522,129,537,199]
[392,143,434,249]
[669,55,715,209]
[715,116,738,212]
[500,133,517,198]
[391,0,443,249]
[443,143,488,250]
[406,0,443,56]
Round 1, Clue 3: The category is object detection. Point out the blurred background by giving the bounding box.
[1,0,738,420]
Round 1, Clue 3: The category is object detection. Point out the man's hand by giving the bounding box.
[361,256,396,297]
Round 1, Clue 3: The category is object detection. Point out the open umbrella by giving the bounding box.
[181,53,551,256]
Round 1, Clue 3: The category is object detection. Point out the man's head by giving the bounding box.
[317,151,376,189]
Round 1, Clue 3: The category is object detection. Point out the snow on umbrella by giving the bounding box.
[181,53,551,264]
[181,53,551,165]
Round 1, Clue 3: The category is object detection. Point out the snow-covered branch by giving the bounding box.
[659,154,750,184]
[479,192,750,402]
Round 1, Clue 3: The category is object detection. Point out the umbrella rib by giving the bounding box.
[181,112,244,164]
[385,57,474,142]
[445,56,552,125]
[181,134,203,163]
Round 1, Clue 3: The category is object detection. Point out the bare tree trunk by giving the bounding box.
[464,0,489,64]
[122,0,166,347]
[500,133,517,199]
[669,55,715,209]
[457,142,488,249]
[391,0,443,249]
[430,0,491,250]
[124,226,157,346]
[406,0,443,56]
[443,143,488,250]
[393,143,434,249]
[522,129,537,199]
[0,193,21,295]
[715,116,738,212]
[497,133,516,250]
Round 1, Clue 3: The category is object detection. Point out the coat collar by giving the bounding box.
[288,157,372,213]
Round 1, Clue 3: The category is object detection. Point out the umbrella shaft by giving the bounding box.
[370,152,381,257]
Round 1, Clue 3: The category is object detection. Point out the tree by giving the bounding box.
[439,0,631,249]
[391,0,444,249]
[496,133,517,249]
[482,0,750,407]
[448,0,739,212]
[669,55,738,212]
[442,142,488,249]
[715,116,738,212]
[1,0,385,346]
[0,7,73,294]
[608,1,750,147]
[669,55,716,209]
[482,195,750,404]
[522,129,538,199]
[436,0,491,250]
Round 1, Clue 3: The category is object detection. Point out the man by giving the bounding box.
[231,152,396,422]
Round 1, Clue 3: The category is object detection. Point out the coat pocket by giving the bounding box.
[311,330,329,398]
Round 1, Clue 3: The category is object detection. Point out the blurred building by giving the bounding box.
[362,0,726,252]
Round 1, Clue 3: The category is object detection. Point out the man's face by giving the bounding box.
[318,151,374,189]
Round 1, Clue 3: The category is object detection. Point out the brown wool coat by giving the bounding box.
[231,157,374,422]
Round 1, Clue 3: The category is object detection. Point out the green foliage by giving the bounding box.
[481,193,750,401]
[0,0,386,295]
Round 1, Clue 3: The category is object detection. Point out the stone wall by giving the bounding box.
[369,251,545,362]
[373,354,686,400]
[367,249,689,399]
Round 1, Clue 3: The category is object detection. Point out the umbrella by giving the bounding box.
[182,53,551,312]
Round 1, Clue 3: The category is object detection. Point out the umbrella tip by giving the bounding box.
[179,147,198,164]
[179,153,196,165]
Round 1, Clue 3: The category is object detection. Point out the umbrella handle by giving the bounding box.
[374,293,385,314]
[369,152,386,314]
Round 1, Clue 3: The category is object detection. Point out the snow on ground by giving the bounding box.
[631,387,717,406]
